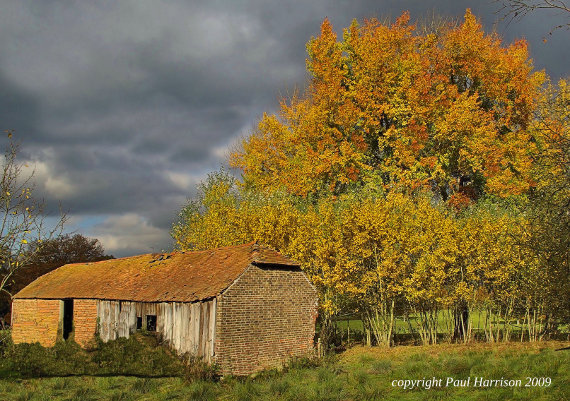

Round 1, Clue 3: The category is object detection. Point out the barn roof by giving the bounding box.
[14,242,299,302]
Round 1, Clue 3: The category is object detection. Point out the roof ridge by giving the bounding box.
[59,242,259,268]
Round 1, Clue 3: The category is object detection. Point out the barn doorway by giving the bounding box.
[63,299,74,340]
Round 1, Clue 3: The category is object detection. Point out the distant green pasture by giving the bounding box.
[333,309,569,345]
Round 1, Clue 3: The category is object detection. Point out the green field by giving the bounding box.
[0,342,568,401]
[333,311,570,345]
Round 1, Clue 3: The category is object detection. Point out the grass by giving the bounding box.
[0,341,568,400]
[333,311,570,345]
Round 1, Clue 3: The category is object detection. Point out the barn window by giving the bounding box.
[63,299,73,340]
[146,315,156,331]
[136,316,142,330]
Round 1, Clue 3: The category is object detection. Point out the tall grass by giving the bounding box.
[0,342,567,401]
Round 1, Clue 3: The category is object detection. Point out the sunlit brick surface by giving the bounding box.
[11,299,61,346]
[73,299,98,346]
[215,265,318,376]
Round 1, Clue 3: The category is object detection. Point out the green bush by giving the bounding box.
[0,329,12,354]
[6,340,90,377]
[1,332,187,379]
[89,333,185,377]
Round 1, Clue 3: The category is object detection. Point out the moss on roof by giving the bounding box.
[14,242,299,302]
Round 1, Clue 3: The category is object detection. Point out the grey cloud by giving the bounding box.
[0,0,567,257]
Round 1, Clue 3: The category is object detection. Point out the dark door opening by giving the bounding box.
[146,315,156,332]
[63,299,73,340]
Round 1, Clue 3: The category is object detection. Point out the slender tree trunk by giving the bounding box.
[453,300,469,343]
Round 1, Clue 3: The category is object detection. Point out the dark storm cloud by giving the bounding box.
[0,0,567,256]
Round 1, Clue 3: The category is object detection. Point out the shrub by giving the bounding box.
[0,329,12,355]
[91,332,184,377]
[2,332,187,379]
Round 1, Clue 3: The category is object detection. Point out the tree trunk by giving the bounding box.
[453,300,469,342]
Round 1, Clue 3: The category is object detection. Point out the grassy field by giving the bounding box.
[0,341,568,401]
[333,312,570,345]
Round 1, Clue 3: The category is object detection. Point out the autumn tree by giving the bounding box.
[227,10,546,342]
[174,11,563,346]
[231,10,544,206]
[524,79,570,335]
[172,171,536,345]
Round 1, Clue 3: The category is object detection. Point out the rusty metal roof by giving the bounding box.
[14,242,299,302]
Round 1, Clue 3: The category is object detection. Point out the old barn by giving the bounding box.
[11,242,318,375]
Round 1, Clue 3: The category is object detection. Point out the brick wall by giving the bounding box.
[73,299,98,347]
[215,264,318,375]
[11,299,61,347]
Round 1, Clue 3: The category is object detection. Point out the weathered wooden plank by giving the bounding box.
[99,300,111,342]
[200,302,210,359]
[191,302,200,355]
[96,301,103,341]
[118,302,128,338]
[144,303,156,317]
[104,301,111,341]
[197,302,203,358]
[181,303,190,354]
[104,301,111,342]
[177,303,187,353]
[160,303,166,340]
[110,301,119,340]
[127,302,137,335]
[166,303,173,343]
[176,303,182,352]
[157,303,162,334]
[169,302,177,352]
[118,301,136,339]
[156,303,162,331]
[209,298,217,361]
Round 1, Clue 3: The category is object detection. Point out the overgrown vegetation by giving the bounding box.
[0,331,216,381]
[0,341,567,400]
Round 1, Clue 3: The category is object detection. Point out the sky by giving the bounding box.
[0,1,568,257]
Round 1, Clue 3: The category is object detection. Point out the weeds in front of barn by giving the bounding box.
[0,330,216,381]
[1,330,568,401]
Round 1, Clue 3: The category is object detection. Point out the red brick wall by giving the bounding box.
[215,264,318,375]
[73,299,98,347]
[11,299,61,347]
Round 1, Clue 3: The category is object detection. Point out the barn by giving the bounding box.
[11,242,318,375]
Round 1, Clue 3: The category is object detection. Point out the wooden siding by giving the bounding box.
[96,299,216,363]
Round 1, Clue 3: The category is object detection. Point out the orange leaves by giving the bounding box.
[231,10,544,201]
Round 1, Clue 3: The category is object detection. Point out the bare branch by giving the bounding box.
[497,0,570,33]
[0,131,66,298]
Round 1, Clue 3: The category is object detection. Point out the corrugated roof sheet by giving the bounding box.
[14,242,299,302]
